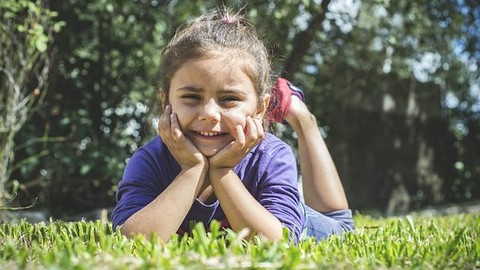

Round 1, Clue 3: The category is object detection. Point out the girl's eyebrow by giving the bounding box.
[220,88,248,96]
[177,86,248,95]
[176,85,203,92]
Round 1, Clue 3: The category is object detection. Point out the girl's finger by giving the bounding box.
[170,112,184,142]
[245,116,258,144]
[253,118,265,141]
[235,124,246,148]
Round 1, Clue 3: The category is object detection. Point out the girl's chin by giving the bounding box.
[198,147,220,157]
[189,134,234,157]
[197,142,232,157]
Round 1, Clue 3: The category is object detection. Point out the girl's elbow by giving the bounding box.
[120,219,170,242]
[119,220,139,239]
[258,222,284,242]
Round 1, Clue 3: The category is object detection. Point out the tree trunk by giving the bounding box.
[281,0,331,77]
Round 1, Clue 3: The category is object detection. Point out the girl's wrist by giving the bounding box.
[180,161,208,172]
[208,167,233,183]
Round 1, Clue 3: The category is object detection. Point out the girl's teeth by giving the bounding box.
[199,131,221,136]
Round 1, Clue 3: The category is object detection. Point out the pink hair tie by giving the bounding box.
[221,16,236,24]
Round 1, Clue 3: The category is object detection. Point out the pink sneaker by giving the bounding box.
[267,77,305,123]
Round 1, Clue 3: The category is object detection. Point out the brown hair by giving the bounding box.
[158,7,272,113]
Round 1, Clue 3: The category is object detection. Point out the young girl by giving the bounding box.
[112,8,354,242]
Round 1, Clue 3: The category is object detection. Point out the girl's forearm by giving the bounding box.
[121,164,208,241]
[209,168,283,241]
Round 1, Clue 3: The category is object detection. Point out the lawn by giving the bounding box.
[0,213,478,269]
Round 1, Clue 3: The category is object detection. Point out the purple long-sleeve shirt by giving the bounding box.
[112,133,305,241]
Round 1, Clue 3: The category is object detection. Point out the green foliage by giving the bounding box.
[0,214,478,269]
[0,0,64,53]
[8,1,480,214]
[302,0,480,209]
[0,0,63,204]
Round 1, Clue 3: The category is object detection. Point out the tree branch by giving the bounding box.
[281,0,331,78]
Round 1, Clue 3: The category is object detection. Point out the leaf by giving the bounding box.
[53,21,66,32]
[35,36,48,52]
[80,164,92,175]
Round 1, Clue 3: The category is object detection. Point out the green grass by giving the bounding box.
[0,214,478,269]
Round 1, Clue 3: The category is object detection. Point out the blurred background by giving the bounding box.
[1,0,479,220]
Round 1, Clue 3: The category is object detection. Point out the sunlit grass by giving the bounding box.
[0,214,478,269]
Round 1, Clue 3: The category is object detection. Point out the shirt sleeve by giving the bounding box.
[256,143,305,242]
[111,146,166,229]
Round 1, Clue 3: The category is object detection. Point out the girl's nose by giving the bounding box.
[198,99,221,123]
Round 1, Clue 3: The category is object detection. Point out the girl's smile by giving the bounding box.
[190,130,230,156]
[168,54,265,157]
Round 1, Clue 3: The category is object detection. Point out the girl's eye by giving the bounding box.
[182,94,201,100]
[221,96,240,102]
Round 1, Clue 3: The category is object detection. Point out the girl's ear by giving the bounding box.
[255,93,271,118]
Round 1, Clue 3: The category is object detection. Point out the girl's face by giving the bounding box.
[168,55,268,157]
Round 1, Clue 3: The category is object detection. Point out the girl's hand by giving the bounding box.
[158,105,207,169]
[209,116,265,169]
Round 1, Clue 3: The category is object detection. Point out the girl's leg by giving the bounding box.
[268,78,354,240]
[302,204,354,240]
[284,96,349,213]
